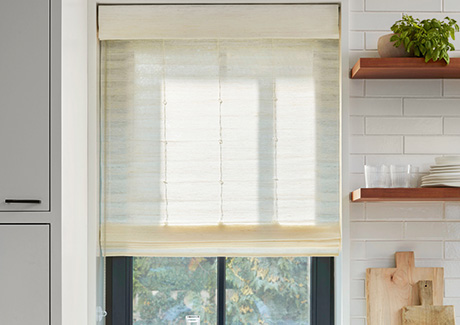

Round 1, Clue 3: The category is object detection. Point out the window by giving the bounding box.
[99,4,340,325]
[106,256,334,324]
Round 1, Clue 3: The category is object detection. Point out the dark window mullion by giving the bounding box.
[310,257,335,325]
[217,257,226,325]
[106,257,133,325]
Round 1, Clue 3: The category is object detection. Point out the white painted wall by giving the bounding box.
[349,0,460,324]
[62,0,88,324]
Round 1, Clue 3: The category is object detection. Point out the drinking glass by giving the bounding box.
[365,165,390,188]
[390,165,411,188]
[410,166,420,188]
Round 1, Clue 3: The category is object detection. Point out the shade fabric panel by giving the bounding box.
[104,223,340,257]
[101,12,340,257]
[98,5,339,40]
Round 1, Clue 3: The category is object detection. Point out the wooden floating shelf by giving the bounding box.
[351,187,460,202]
[351,58,460,79]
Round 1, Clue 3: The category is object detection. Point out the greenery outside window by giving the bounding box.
[106,257,334,325]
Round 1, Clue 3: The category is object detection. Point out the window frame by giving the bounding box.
[106,256,334,325]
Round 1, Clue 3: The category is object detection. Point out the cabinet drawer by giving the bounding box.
[0,0,50,211]
[0,225,49,324]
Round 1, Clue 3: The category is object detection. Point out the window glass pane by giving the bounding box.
[133,257,217,324]
[226,257,310,324]
[132,257,310,324]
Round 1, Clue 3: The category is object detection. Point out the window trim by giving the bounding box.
[106,256,334,325]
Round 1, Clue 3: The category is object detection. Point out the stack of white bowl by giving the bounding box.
[421,156,460,187]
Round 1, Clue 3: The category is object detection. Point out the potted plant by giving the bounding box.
[378,14,459,64]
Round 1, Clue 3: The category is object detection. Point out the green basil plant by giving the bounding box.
[390,14,459,64]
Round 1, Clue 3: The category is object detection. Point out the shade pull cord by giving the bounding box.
[162,40,169,225]
[272,39,279,224]
[218,39,224,224]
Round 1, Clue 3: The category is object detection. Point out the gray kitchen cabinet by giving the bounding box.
[0,225,49,325]
[0,0,50,211]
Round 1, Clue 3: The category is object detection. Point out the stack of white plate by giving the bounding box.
[421,156,460,187]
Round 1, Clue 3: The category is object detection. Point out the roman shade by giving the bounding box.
[98,5,339,40]
[100,5,341,257]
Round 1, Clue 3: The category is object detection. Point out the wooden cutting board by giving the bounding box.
[366,251,444,325]
[402,280,455,325]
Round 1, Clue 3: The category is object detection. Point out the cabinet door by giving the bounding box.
[0,0,50,211]
[0,225,49,324]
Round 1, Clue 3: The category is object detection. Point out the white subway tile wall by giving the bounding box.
[445,279,460,297]
[351,319,366,325]
[365,80,442,97]
[351,241,366,259]
[350,98,403,116]
[349,2,460,323]
[350,202,365,220]
[444,0,460,12]
[444,80,460,96]
[351,279,366,298]
[445,202,460,219]
[404,136,460,154]
[445,241,460,259]
[351,299,367,317]
[350,13,403,30]
[350,135,403,154]
[444,118,460,134]
[365,31,389,50]
[365,241,444,259]
[404,98,460,115]
[350,32,365,50]
[365,117,443,134]
[350,155,366,173]
[417,259,460,277]
[365,202,444,220]
[351,222,404,240]
[365,0,442,12]
[350,0,365,12]
[350,116,365,135]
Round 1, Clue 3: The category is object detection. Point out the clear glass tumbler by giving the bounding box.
[364,165,390,188]
[186,315,200,325]
[410,166,420,188]
[390,165,411,188]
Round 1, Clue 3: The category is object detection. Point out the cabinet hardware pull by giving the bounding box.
[5,199,41,204]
